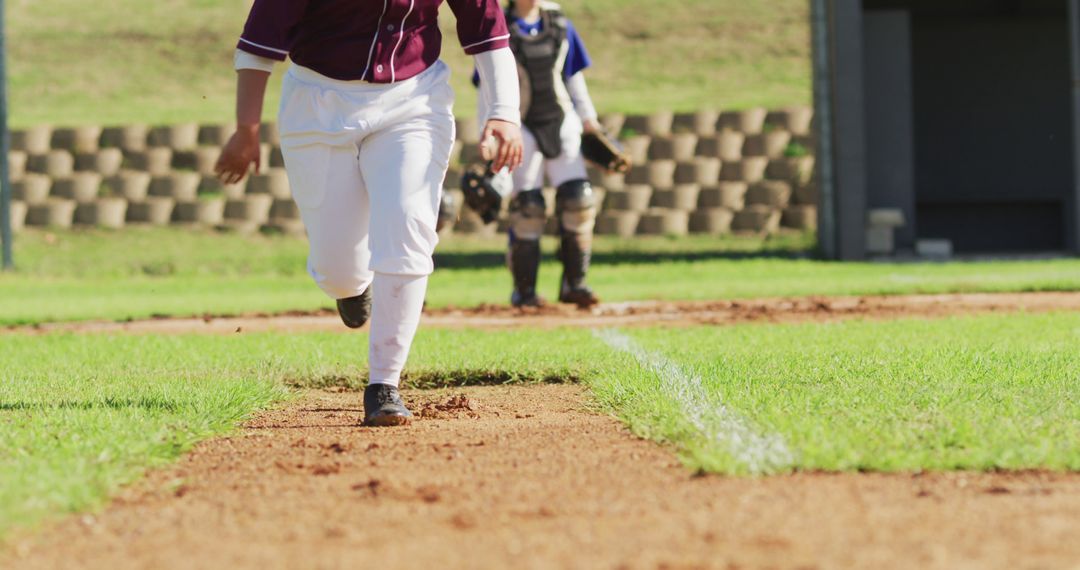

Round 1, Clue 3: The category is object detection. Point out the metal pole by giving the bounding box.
[0,0,12,270]
[811,0,837,259]
[1068,0,1080,253]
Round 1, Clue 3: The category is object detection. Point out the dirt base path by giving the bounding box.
[10,291,1080,335]
[8,385,1080,570]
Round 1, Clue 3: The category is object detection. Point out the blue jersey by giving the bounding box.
[472,14,592,86]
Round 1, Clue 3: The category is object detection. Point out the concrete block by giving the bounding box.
[622,135,651,165]
[698,182,748,210]
[746,180,793,208]
[126,197,176,226]
[743,130,792,158]
[8,151,27,181]
[199,175,248,200]
[198,123,236,146]
[260,122,281,146]
[225,194,273,223]
[269,145,285,168]
[867,208,906,228]
[74,198,127,228]
[595,211,641,237]
[12,174,52,204]
[149,172,201,202]
[51,126,102,153]
[650,184,700,211]
[637,209,689,236]
[75,148,124,176]
[765,107,814,135]
[173,199,226,225]
[107,171,153,202]
[600,170,626,191]
[866,226,895,254]
[453,208,498,237]
[766,157,815,185]
[11,126,53,154]
[649,133,698,162]
[260,220,307,237]
[793,182,820,206]
[782,205,817,231]
[646,160,677,188]
[600,113,626,136]
[719,108,768,134]
[635,111,674,136]
[28,150,75,178]
[732,205,781,234]
[673,109,719,136]
[9,200,27,233]
[675,157,721,186]
[603,185,653,212]
[720,157,768,183]
[101,124,150,151]
[916,239,953,259]
[124,148,174,176]
[248,168,291,199]
[172,146,222,176]
[52,173,104,203]
[27,199,77,228]
[716,130,746,161]
[270,198,301,221]
[148,123,200,150]
[689,208,734,235]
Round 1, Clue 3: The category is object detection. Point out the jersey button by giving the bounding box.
[387,24,395,31]
[376,65,384,73]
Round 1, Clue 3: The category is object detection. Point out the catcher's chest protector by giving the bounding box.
[509,9,568,159]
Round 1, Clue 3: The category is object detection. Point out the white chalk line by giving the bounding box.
[594,329,795,474]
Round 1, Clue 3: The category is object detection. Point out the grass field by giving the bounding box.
[5,313,1079,536]
[2,228,1080,325]
[6,0,810,127]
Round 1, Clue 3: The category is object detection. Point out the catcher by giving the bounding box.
[465,0,628,308]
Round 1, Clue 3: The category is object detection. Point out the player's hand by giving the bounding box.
[215,125,262,185]
[481,119,523,172]
[582,118,602,135]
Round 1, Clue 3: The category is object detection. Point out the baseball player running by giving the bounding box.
[479,0,603,308]
[215,0,524,427]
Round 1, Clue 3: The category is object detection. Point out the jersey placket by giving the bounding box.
[364,0,412,83]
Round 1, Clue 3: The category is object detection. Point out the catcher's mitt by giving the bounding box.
[581,131,632,173]
[460,162,511,224]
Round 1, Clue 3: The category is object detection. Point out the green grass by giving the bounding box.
[0,328,598,537]
[4,313,1079,537]
[591,314,1080,474]
[2,228,1080,326]
[0,334,290,537]
[6,0,810,127]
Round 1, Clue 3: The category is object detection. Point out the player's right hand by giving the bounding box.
[215,125,262,185]
[481,119,524,173]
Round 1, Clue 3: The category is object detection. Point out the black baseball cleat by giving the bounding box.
[511,290,547,309]
[559,285,599,308]
[363,384,413,427]
[336,288,372,329]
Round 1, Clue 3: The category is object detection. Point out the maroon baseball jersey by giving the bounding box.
[238,0,510,83]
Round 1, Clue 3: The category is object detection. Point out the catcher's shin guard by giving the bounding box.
[555,180,599,307]
[507,189,547,307]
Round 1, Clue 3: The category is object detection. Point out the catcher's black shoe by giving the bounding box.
[363,384,413,427]
[559,283,599,308]
[336,288,372,329]
[511,289,547,309]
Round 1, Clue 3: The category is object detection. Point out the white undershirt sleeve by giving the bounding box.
[474,48,521,126]
[565,71,598,125]
[234,48,276,73]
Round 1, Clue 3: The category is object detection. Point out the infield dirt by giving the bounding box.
[10,291,1080,335]
[6,293,1080,569]
[6,383,1080,570]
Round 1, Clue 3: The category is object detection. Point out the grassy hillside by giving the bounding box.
[6,0,810,127]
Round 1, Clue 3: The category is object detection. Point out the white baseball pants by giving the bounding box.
[278,61,456,387]
[511,112,589,191]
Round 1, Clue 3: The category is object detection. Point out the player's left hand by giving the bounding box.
[481,119,524,172]
[582,118,602,135]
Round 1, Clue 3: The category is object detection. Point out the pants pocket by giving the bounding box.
[281,144,334,210]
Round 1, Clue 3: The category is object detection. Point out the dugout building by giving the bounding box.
[813,0,1080,259]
